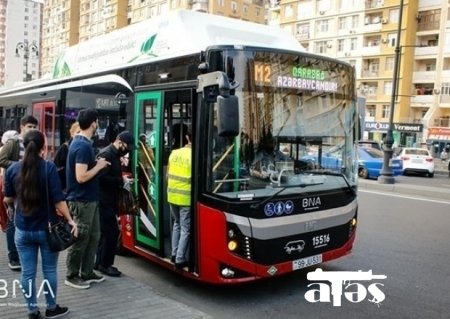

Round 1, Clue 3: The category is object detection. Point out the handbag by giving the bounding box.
[44,161,76,252]
[47,218,76,252]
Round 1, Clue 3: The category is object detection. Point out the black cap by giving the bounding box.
[117,131,136,150]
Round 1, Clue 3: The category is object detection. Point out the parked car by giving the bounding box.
[398,147,434,178]
[358,147,403,179]
[358,140,381,150]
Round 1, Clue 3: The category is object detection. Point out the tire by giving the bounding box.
[358,167,369,179]
[428,172,434,178]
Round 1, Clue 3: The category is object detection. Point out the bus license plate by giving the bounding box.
[292,254,322,270]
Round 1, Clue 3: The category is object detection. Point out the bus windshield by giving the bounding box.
[206,49,357,199]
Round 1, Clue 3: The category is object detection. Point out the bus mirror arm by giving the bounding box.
[197,71,240,137]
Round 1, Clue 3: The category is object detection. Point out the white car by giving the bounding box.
[398,148,435,178]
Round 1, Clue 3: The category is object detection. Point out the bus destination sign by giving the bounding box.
[254,62,338,93]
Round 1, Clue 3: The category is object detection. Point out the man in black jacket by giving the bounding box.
[95,131,135,276]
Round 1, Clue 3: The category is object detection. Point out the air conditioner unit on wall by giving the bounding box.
[381,38,388,43]
[327,42,332,48]
[345,52,351,57]
[319,10,325,15]
[381,18,388,24]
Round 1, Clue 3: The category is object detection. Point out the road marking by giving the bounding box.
[358,189,450,205]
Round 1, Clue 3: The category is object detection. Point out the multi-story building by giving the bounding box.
[41,0,80,78]
[40,0,265,77]
[0,0,41,87]
[269,0,450,150]
[0,0,6,86]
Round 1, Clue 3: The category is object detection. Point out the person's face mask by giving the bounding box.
[118,141,129,156]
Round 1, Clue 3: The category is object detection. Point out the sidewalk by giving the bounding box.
[0,237,212,319]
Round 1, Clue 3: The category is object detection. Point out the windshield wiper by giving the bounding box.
[304,170,356,196]
[250,182,323,210]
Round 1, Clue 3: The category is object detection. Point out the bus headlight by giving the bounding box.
[228,240,238,251]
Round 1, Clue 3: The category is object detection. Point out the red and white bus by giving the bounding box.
[0,10,358,284]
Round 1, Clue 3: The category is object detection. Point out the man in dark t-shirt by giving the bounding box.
[64,109,110,290]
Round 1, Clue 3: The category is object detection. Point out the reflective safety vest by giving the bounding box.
[167,147,192,206]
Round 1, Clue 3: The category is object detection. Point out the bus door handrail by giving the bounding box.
[212,143,234,172]
[138,162,152,184]
[139,140,155,172]
[139,183,156,217]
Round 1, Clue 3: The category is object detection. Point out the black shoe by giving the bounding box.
[8,260,21,271]
[45,305,69,318]
[175,261,188,270]
[98,265,122,277]
[64,276,90,289]
[170,256,176,263]
[28,311,42,319]
[81,272,105,283]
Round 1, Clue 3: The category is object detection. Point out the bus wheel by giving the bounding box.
[358,167,369,179]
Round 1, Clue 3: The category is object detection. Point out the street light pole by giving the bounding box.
[378,0,404,184]
[15,40,38,82]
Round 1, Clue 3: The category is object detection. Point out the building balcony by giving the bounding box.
[439,95,450,105]
[361,46,380,55]
[411,95,433,105]
[361,70,379,78]
[417,21,440,32]
[412,70,436,82]
[365,0,384,9]
[415,45,438,56]
[363,23,382,33]
[295,33,309,41]
[441,70,450,80]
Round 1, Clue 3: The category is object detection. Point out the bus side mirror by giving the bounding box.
[217,95,239,137]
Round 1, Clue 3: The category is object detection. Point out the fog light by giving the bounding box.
[351,218,357,227]
[221,267,235,278]
[228,229,235,238]
[228,240,238,251]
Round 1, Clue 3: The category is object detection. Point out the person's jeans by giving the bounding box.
[14,228,58,314]
[96,202,119,268]
[170,204,191,263]
[6,219,19,263]
[66,201,100,278]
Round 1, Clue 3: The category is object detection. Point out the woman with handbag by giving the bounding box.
[3,130,78,319]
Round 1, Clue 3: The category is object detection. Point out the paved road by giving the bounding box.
[114,182,450,319]
[0,242,211,319]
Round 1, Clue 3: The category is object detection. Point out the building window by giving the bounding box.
[441,82,450,95]
[389,8,399,23]
[285,4,293,17]
[231,1,237,12]
[387,33,397,47]
[426,63,436,71]
[367,106,376,117]
[338,39,345,52]
[317,19,329,32]
[296,23,309,37]
[297,2,313,19]
[315,41,327,54]
[338,17,346,30]
[382,105,390,118]
[351,15,358,28]
[350,37,357,50]
[384,81,392,95]
[385,57,394,71]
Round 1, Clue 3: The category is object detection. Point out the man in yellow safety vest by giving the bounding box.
[167,126,192,269]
